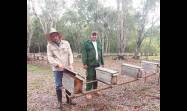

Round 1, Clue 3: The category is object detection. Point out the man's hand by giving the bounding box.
[55,64,63,68]
[83,65,88,69]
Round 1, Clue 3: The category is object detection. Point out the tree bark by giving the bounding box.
[27,31,33,53]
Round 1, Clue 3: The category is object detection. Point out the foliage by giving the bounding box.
[27,0,160,55]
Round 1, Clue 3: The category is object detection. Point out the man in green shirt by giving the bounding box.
[81,31,104,99]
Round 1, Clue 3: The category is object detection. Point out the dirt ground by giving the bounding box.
[27,57,160,111]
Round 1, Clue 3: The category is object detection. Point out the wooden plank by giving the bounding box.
[111,76,117,85]
[142,60,159,65]
[122,63,142,69]
[62,73,75,94]
[96,67,118,85]
[96,70,112,84]
[74,78,83,94]
[62,68,83,94]
[121,63,143,78]
[152,59,160,66]
[96,67,118,74]
[141,61,159,74]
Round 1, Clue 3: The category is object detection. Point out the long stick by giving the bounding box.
[69,73,157,99]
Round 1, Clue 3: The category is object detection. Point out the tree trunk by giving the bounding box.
[121,0,128,54]
[134,44,141,59]
[75,31,81,53]
[116,0,121,55]
[116,0,128,57]
[102,33,105,54]
[105,31,109,54]
[27,33,33,53]
[133,20,145,59]
[133,33,143,59]
[106,34,109,54]
[108,38,110,53]
[27,0,34,53]
[133,0,159,59]
[108,31,111,53]
[120,14,124,55]
[38,43,40,53]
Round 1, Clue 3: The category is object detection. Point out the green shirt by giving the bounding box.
[81,40,104,66]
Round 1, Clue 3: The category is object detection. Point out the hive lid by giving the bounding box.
[95,67,118,74]
[141,60,159,65]
[64,68,85,81]
[63,68,76,76]
[122,63,142,69]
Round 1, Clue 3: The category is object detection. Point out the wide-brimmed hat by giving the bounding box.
[49,28,58,34]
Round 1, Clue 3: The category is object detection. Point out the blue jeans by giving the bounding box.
[53,71,63,90]
[53,71,72,103]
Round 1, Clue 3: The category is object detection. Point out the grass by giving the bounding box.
[27,64,52,74]
[27,63,54,95]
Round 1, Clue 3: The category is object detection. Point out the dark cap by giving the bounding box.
[91,31,98,36]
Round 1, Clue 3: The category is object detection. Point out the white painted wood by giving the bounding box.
[121,63,143,78]
[96,67,118,84]
[141,61,159,74]
[62,68,83,94]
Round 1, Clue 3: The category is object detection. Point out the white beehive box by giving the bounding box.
[62,68,84,94]
[141,61,159,74]
[96,67,119,85]
[152,59,160,65]
[121,63,143,78]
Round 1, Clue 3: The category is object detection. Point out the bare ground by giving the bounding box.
[27,57,160,111]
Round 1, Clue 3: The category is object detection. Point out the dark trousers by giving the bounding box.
[86,64,99,91]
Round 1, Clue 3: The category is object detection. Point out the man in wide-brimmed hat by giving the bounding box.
[47,28,76,108]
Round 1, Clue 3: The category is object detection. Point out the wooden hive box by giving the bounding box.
[96,67,119,85]
[62,68,84,94]
[121,63,143,78]
[141,61,159,74]
[152,59,160,64]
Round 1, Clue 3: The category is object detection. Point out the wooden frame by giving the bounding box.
[121,63,143,78]
[96,67,119,85]
[62,68,84,94]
